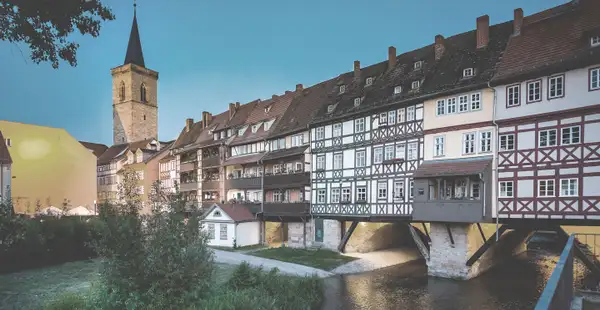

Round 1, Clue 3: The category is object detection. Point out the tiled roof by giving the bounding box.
[223,153,265,166]
[261,146,308,162]
[413,156,492,178]
[204,203,256,222]
[124,12,145,67]
[96,138,156,165]
[171,121,205,149]
[79,141,109,158]
[195,111,230,148]
[216,101,259,131]
[492,0,600,84]
[0,131,12,165]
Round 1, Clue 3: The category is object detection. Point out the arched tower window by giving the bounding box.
[140,83,147,103]
[119,81,125,101]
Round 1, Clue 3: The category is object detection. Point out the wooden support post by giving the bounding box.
[302,217,307,248]
[466,225,508,266]
[477,223,486,243]
[280,220,284,248]
[338,221,358,253]
[421,223,431,242]
[446,224,454,245]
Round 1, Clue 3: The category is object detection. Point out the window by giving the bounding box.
[393,181,404,200]
[355,118,365,133]
[384,145,394,161]
[436,100,445,116]
[140,83,147,103]
[333,123,342,137]
[395,144,405,160]
[470,93,481,110]
[549,75,564,99]
[365,77,373,86]
[355,150,366,167]
[409,181,414,198]
[434,136,445,157]
[295,162,303,172]
[539,129,557,147]
[220,224,227,240]
[458,95,469,112]
[499,134,515,151]
[339,84,346,94]
[406,106,415,121]
[380,113,388,125]
[377,182,387,199]
[341,188,351,202]
[373,147,383,164]
[317,189,326,203]
[463,68,474,77]
[407,142,418,160]
[527,80,542,103]
[316,127,325,140]
[480,131,492,153]
[394,86,402,94]
[499,181,514,198]
[388,110,396,125]
[414,61,422,70]
[119,81,125,101]
[471,183,480,199]
[412,81,420,89]
[590,67,600,91]
[538,180,555,197]
[507,84,520,107]
[265,120,273,130]
[446,98,457,114]
[397,108,405,123]
[354,97,361,107]
[463,133,476,154]
[591,36,600,47]
[333,153,343,169]
[561,126,580,145]
[207,224,215,239]
[356,187,367,202]
[5,138,11,147]
[291,134,304,147]
[327,105,335,113]
[316,156,325,170]
[331,188,340,203]
[560,179,578,197]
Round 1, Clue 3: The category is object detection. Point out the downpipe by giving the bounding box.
[488,81,500,242]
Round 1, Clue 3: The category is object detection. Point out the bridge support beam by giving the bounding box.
[338,221,359,253]
[427,222,531,280]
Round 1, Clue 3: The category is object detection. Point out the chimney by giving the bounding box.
[185,118,193,132]
[235,102,240,109]
[388,46,397,69]
[435,35,445,60]
[272,94,278,100]
[229,103,235,118]
[354,60,361,78]
[285,91,292,95]
[513,8,523,36]
[201,111,212,128]
[476,15,490,49]
[296,84,303,92]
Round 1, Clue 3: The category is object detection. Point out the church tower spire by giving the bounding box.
[124,0,145,67]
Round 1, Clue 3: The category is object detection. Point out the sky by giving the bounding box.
[0,0,567,146]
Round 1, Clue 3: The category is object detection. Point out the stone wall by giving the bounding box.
[345,222,413,253]
[288,222,309,248]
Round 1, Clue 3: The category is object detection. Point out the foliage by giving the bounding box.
[44,292,87,310]
[0,0,115,68]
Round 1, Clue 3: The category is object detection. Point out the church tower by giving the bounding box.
[111,3,159,145]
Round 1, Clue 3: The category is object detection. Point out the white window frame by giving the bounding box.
[379,113,388,125]
[331,188,340,203]
[527,80,542,103]
[220,224,227,240]
[463,68,474,77]
[499,181,514,198]
[436,100,445,116]
[394,86,402,94]
[548,75,564,99]
[339,84,346,94]
[561,126,581,145]
[388,110,396,125]
[414,61,422,70]
[333,153,343,170]
[365,77,374,86]
[591,36,600,47]
[539,129,557,147]
[412,81,420,89]
[590,67,600,91]
[355,150,366,167]
[341,188,351,202]
[356,187,367,202]
[499,134,515,151]
[446,98,457,114]
[406,106,415,121]
[355,118,365,133]
[207,223,215,239]
[470,93,481,110]
[479,131,492,153]
[354,97,361,107]
[316,155,325,170]
[377,182,387,199]
[538,179,555,197]
[507,84,520,107]
[395,144,405,160]
[407,142,418,160]
[373,147,383,164]
[315,127,325,140]
[384,145,394,161]
[317,189,326,203]
[458,95,469,112]
[434,136,445,157]
[462,132,476,155]
[397,108,405,123]
[560,178,578,197]
[393,181,404,200]
[333,123,342,137]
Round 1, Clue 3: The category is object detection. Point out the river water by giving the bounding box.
[321,248,593,310]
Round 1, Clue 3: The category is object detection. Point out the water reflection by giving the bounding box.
[322,250,574,310]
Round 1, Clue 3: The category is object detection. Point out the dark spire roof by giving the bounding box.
[123,2,145,67]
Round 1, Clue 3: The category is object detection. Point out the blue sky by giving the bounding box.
[0,0,566,145]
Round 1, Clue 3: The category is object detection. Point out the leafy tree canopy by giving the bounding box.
[0,0,115,68]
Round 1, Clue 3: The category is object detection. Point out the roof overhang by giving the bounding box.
[413,156,493,179]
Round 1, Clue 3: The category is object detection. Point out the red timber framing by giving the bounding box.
[497,106,600,219]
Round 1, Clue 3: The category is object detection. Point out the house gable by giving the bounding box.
[203,205,233,222]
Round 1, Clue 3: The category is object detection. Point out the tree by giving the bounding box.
[0,0,115,68]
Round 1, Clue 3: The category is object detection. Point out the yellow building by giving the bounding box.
[0,120,98,214]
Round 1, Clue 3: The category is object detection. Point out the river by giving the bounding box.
[321,247,594,310]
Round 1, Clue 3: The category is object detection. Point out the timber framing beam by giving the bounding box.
[338,221,359,253]
[466,225,508,267]
[477,223,486,243]
[421,223,431,243]
[446,224,454,245]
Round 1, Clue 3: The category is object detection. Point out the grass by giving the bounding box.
[0,259,238,310]
[209,244,267,252]
[250,247,358,271]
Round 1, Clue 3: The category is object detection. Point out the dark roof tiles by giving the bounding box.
[413,156,493,178]
[79,141,109,158]
[0,131,12,165]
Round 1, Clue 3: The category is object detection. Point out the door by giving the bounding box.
[314,219,324,243]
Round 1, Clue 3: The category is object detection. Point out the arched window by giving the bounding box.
[140,84,147,103]
[119,81,125,101]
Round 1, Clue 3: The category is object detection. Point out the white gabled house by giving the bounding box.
[201,204,260,248]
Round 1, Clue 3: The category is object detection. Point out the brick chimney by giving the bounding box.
[388,46,397,69]
[513,8,523,36]
[435,35,445,60]
[272,94,278,100]
[354,60,361,78]
[201,111,212,128]
[296,84,303,92]
[229,103,236,119]
[235,102,240,109]
[185,118,193,132]
[476,15,490,49]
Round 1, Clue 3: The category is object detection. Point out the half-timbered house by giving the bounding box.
[491,0,600,221]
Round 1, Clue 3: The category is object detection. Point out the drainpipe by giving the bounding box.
[306,123,313,246]
[479,173,485,218]
[259,139,266,245]
[488,81,500,242]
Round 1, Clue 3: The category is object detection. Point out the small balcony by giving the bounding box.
[180,181,199,192]
[180,161,197,172]
[264,172,310,190]
[202,156,220,168]
[226,176,261,190]
[263,201,309,217]
[202,180,220,191]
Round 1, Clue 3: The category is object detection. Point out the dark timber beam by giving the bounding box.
[338,221,359,253]
[466,225,508,267]
[421,223,431,243]
[446,224,454,245]
[477,223,486,243]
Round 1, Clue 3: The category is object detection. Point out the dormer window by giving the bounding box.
[354,97,361,107]
[327,104,335,113]
[365,77,373,87]
[412,81,420,89]
[592,36,600,47]
[394,86,402,95]
[264,120,273,131]
[463,68,474,78]
[414,61,423,70]
[264,105,272,113]
[220,131,225,139]
[5,138,11,147]
[339,85,346,94]
[252,124,260,133]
